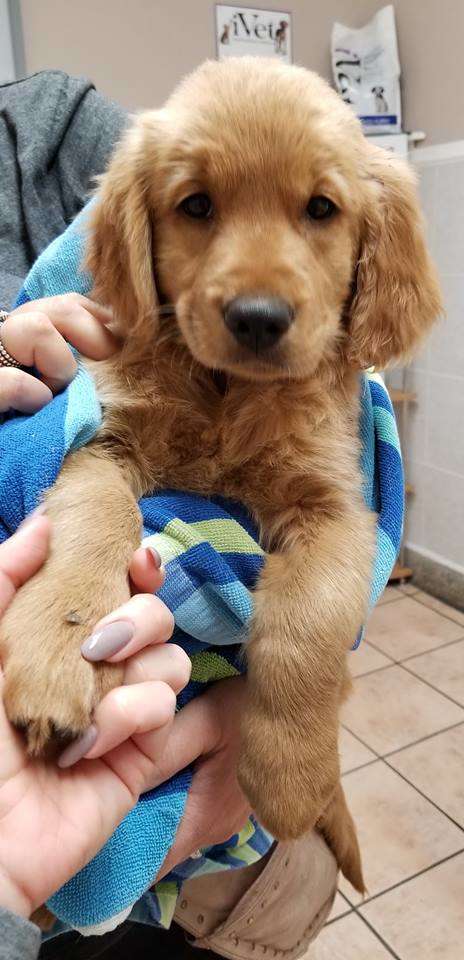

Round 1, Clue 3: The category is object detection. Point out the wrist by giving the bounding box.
[0,869,33,919]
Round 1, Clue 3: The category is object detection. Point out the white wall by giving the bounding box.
[18,0,464,146]
[0,0,15,82]
[402,145,464,578]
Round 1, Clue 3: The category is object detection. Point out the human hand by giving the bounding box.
[126,676,252,879]
[72,669,251,882]
[0,517,190,918]
[0,293,117,413]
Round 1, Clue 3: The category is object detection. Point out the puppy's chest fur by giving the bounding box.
[88,343,362,529]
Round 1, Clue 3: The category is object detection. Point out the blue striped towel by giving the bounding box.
[0,205,404,935]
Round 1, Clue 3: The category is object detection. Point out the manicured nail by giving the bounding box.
[146,546,162,569]
[81,621,134,661]
[58,725,98,768]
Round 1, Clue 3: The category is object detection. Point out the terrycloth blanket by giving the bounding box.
[0,206,403,936]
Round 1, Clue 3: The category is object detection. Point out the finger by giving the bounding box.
[11,294,118,360]
[0,517,50,616]
[0,313,77,392]
[124,643,191,693]
[0,368,53,413]
[81,681,177,759]
[129,546,165,595]
[81,593,175,663]
[140,693,218,790]
[140,677,246,791]
[50,298,118,360]
[104,695,216,809]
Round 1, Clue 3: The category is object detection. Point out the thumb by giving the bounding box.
[143,692,220,790]
[0,516,50,618]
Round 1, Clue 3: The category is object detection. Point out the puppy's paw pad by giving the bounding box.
[22,720,82,758]
[3,666,95,758]
[8,701,92,757]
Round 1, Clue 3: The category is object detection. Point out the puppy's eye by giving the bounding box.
[179,193,213,220]
[306,196,337,221]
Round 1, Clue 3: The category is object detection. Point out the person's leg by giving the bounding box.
[38,920,225,960]
[39,832,337,960]
[176,831,338,958]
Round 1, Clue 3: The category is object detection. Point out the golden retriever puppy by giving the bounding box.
[0,59,441,881]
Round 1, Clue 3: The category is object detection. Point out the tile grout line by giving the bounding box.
[351,909,402,960]
[350,660,396,680]
[351,656,399,680]
[351,646,464,711]
[342,756,379,776]
[399,661,464,711]
[341,718,464,764]
[402,632,464,661]
[349,847,464,911]
[382,719,464,758]
[340,726,383,761]
[410,593,464,628]
[377,596,407,607]
[341,723,464,831]
[363,631,464,668]
[341,742,464,840]
[382,756,464,833]
[341,590,464,950]
[381,590,464,627]
[325,904,352,926]
[324,898,401,958]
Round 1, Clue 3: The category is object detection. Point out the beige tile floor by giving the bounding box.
[307,584,464,960]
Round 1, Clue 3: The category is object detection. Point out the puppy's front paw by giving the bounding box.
[238,707,339,839]
[3,649,121,755]
[0,570,127,755]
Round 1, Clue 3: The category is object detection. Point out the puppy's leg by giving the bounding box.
[0,447,142,754]
[238,505,375,839]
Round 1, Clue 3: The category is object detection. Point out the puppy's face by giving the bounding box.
[88,59,442,378]
[152,62,363,381]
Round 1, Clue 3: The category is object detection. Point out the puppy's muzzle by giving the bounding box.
[224,296,294,354]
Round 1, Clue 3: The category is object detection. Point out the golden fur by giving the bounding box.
[0,59,441,892]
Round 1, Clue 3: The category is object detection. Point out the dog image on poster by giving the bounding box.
[216,5,292,62]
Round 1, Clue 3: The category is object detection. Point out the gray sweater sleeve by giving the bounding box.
[0,907,41,960]
[0,70,128,309]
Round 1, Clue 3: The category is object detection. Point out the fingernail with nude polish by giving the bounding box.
[146,546,162,569]
[81,621,134,661]
[58,725,98,768]
[19,502,47,527]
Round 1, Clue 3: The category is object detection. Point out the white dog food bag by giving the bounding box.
[331,4,401,134]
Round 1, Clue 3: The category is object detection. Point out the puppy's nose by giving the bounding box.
[223,296,294,353]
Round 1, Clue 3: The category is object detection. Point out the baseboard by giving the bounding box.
[411,139,464,166]
[404,547,464,612]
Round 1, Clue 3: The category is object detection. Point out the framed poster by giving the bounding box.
[216,5,292,63]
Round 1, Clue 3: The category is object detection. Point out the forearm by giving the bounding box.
[0,906,40,960]
[238,502,375,837]
[40,446,143,623]
[250,505,375,687]
[0,869,31,919]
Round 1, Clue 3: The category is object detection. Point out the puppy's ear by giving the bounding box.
[347,146,442,369]
[85,114,160,348]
